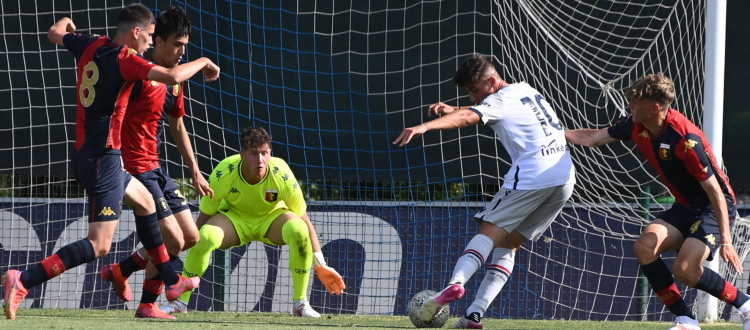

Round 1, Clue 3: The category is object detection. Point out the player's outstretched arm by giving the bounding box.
[427,102,459,117]
[565,128,616,148]
[392,108,480,146]
[147,57,221,85]
[48,17,76,46]
[168,115,213,198]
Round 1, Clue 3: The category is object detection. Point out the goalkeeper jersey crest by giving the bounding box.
[200,155,306,219]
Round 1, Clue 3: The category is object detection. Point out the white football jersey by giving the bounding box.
[469,82,575,190]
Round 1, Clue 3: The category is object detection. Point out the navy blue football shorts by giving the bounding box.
[132,166,189,220]
[657,200,737,261]
[72,151,130,222]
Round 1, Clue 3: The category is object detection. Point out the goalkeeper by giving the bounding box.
[176,126,345,317]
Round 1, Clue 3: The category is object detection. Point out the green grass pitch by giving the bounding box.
[0,309,742,329]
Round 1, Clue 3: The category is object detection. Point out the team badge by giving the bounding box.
[156,197,169,213]
[265,189,278,202]
[659,143,671,160]
[173,83,181,96]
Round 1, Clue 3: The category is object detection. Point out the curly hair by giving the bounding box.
[452,54,496,88]
[240,127,272,150]
[625,73,676,108]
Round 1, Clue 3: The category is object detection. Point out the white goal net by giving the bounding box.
[1,0,747,322]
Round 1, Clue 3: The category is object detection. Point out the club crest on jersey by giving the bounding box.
[659,143,671,160]
[265,189,278,202]
[173,83,181,96]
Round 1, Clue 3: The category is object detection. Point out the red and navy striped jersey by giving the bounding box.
[608,109,735,208]
[121,75,185,174]
[62,33,156,154]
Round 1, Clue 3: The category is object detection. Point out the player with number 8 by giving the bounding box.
[2,3,219,320]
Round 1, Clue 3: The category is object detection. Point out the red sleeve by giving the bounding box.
[169,82,186,118]
[119,47,157,82]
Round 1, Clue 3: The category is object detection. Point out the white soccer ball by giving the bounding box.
[408,290,450,328]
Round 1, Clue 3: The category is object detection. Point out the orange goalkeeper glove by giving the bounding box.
[315,264,345,295]
[313,251,345,295]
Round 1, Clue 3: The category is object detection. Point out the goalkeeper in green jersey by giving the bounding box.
[167,127,345,317]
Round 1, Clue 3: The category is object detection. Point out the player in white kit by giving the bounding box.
[393,54,576,329]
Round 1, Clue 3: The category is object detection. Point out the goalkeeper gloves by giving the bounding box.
[313,252,346,295]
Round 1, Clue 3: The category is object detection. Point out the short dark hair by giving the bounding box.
[241,127,272,150]
[453,54,496,87]
[155,5,192,42]
[117,3,155,34]
[625,73,676,108]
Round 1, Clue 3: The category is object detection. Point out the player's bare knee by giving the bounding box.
[165,236,184,255]
[92,244,111,258]
[183,233,199,250]
[672,262,700,286]
[633,238,658,263]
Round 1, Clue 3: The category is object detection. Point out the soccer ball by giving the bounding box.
[408,290,450,328]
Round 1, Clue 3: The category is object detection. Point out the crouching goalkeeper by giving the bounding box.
[166,126,345,317]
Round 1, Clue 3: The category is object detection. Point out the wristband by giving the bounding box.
[313,251,326,266]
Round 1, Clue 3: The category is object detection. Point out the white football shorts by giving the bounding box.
[474,183,574,241]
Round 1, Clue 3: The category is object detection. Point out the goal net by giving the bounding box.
[1,0,746,322]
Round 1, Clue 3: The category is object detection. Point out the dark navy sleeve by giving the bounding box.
[676,133,714,182]
[62,33,99,59]
[607,116,634,141]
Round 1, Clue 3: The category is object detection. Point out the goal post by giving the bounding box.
[1,0,747,322]
[697,0,726,322]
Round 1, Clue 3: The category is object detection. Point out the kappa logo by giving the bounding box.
[98,206,116,216]
[228,164,235,173]
[684,139,698,152]
[705,233,716,246]
[230,187,240,194]
[639,130,649,138]
[150,80,160,86]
